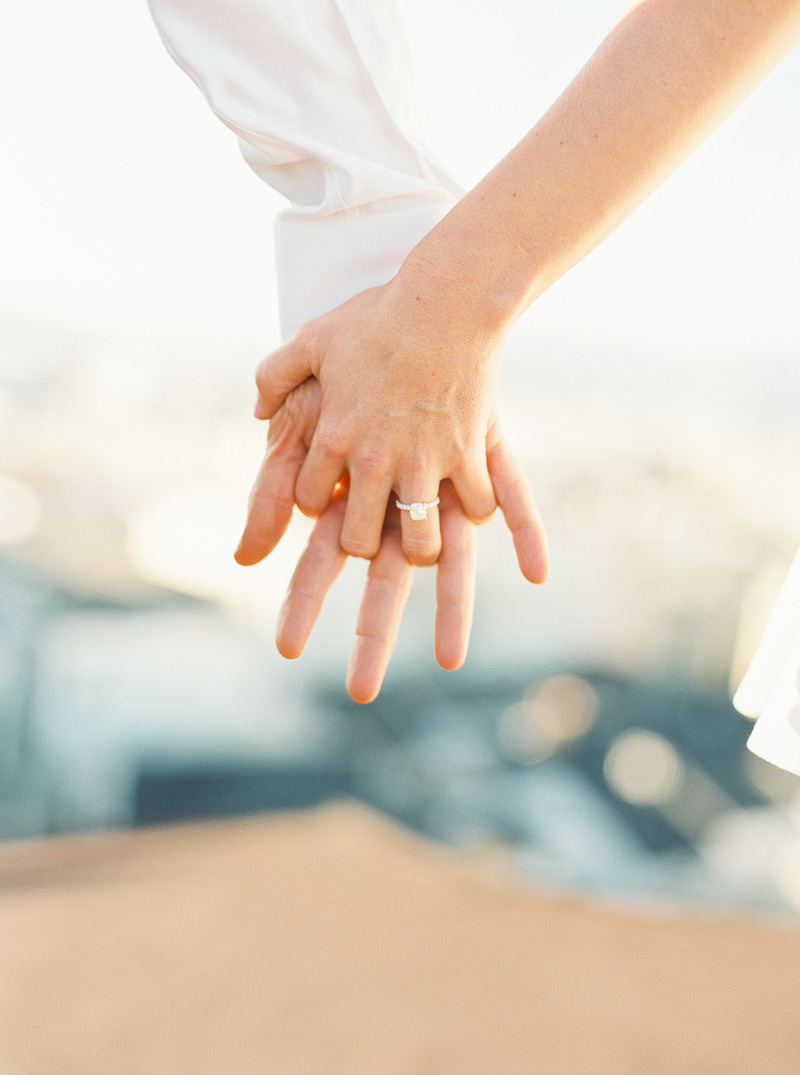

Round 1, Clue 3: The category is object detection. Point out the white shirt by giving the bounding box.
[147,0,800,777]
[147,0,461,338]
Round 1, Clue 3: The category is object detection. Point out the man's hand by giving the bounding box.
[276,477,476,703]
[234,377,322,567]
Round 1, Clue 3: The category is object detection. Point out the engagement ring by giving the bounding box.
[395,497,440,521]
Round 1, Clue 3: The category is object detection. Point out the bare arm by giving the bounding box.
[399,0,800,330]
[254,0,800,568]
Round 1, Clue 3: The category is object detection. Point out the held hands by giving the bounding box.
[250,271,512,568]
[275,473,477,703]
[235,374,548,703]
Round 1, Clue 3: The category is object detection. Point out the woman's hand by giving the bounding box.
[236,376,548,585]
[252,266,509,568]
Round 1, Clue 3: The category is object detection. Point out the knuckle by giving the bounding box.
[283,383,321,443]
[294,483,326,518]
[403,537,440,567]
[291,320,326,372]
[317,423,350,461]
[292,319,318,351]
[448,441,473,472]
[471,493,497,523]
[296,500,324,520]
[352,447,391,482]
[340,533,379,560]
[248,480,294,517]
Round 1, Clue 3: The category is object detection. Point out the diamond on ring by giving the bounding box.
[395,497,440,521]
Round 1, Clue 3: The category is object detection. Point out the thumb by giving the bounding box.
[254,339,315,420]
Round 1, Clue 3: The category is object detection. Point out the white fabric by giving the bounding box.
[147,0,462,337]
[734,551,800,776]
[148,0,799,778]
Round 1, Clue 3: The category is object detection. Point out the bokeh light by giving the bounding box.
[498,674,598,763]
[0,475,43,545]
[604,729,684,806]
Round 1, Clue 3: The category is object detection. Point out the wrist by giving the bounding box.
[393,193,544,340]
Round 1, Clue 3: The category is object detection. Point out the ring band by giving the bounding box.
[395,497,440,521]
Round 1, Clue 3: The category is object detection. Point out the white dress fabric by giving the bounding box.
[147,0,799,778]
[734,551,800,776]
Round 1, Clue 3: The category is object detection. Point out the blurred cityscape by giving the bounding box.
[2,314,800,920]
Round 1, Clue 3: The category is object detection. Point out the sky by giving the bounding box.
[2,0,800,374]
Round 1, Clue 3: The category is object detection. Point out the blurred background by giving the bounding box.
[2,0,800,918]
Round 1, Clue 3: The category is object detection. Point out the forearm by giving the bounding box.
[249,0,800,583]
[399,0,800,331]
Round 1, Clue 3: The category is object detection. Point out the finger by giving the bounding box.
[235,415,307,566]
[435,483,477,671]
[346,513,414,704]
[294,433,347,518]
[235,381,322,565]
[340,466,393,559]
[450,449,497,524]
[234,448,300,567]
[396,475,442,567]
[254,339,315,421]
[486,416,549,584]
[275,493,348,659]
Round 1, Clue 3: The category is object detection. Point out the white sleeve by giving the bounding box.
[147,0,462,338]
[734,550,800,777]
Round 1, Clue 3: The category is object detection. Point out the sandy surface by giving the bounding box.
[1,801,798,1074]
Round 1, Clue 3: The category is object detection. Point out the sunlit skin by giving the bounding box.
[240,0,800,700]
[236,378,549,702]
[275,478,468,704]
[252,0,800,560]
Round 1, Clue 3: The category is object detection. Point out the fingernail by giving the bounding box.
[254,399,267,420]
